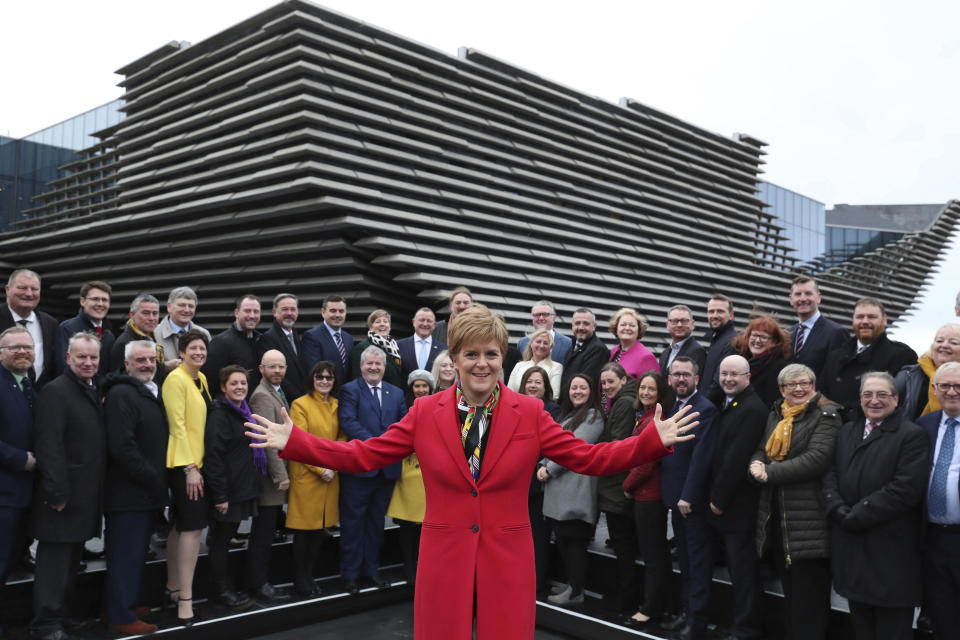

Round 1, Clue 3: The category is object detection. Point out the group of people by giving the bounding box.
[1,266,959,640]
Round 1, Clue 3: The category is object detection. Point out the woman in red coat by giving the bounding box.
[246,305,698,640]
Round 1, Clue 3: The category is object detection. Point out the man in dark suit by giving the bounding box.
[30,332,106,640]
[658,356,717,632]
[658,305,707,376]
[917,361,960,640]
[787,276,848,380]
[398,307,445,381]
[202,294,262,395]
[0,326,37,638]
[561,307,609,391]
[301,294,353,382]
[257,293,307,402]
[110,294,165,386]
[1,269,59,389]
[823,372,928,640]
[337,345,406,593]
[102,340,167,635]
[430,286,473,346]
[517,300,572,364]
[53,280,116,378]
[701,293,737,407]
[820,297,917,419]
[682,354,766,640]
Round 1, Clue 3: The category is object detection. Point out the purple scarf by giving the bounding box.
[228,398,267,475]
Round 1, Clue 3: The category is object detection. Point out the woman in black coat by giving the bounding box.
[203,365,262,610]
[822,372,928,640]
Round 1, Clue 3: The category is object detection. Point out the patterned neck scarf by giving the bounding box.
[228,398,267,475]
[127,319,165,365]
[368,331,401,362]
[456,383,500,481]
[766,398,808,461]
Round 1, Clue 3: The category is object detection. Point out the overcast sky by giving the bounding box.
[3,0,958,350]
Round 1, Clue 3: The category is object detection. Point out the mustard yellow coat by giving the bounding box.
[286,392,346,530]
[163,364,211,468]
[386,454,425,523]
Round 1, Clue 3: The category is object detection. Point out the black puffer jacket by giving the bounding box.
[202,400,262,506]
[753,393,840,561]
[597,379,639,514]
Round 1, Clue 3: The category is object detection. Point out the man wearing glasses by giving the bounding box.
[517,300,572,364]
[0,327,37,638]
[820,298,916,420]
[658,305,706,377]
[916,362,960,639]
[680,355,765,640]
[53,281,116,378]
[824,372,928,640]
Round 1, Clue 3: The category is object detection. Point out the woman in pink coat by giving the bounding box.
[246,305,698,640]
[603,307,659,410]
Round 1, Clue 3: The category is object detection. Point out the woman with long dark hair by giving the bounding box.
[538,374,605,606]
[622,371,675,626]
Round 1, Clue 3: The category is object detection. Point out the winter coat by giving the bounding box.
[542,408,605,524]
[598,379,640,514]
[202,399,262,506]
[286,392,345,529]
[248,379,290,506]
[753,394,840,561]
[820,333,917,420]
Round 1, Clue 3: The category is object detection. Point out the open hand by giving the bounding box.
[655,404,698,447]
[246,407,294,450]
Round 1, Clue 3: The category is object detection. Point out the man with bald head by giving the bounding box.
[246,349,292,603]
[681,354,766,640]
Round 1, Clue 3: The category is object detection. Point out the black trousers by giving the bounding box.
[528,490,551,591]
[687,519,761,638]
[923,526,960,640]
[602,510,637,611]
[0,506,27,587]
[549,518,593,596]
[291,530,325,593]
[245,504,281,590]
[847,600,914,640]
[104,510,153,624]
[670,507,693,613]
[30,541,82,635]
[207,520,242,591]
[394,519,422,585]
[633,500,672,617]
[769,517,831,640]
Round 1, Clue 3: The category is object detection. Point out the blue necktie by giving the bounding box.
[929,417,958,519]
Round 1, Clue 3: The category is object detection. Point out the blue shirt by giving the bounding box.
[929,413,960,525]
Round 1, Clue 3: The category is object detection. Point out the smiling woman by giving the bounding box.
[245,304,699,640]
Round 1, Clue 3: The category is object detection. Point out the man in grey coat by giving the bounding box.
[246,349,292,603]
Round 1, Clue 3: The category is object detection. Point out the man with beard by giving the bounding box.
[203,294,262,395]
[30,333,105,640]
[154,287,210,374]
[701,294,737,407]
[820,298,916,420]
[257,293,307,402]
[0,269,58,388]
[101,341,168,635]
[787,276,848,381]
[655,356,718,633]
[53,281,115,377]
[561,307,610,392]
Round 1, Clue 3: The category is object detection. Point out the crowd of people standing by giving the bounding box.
[2,267,960,640]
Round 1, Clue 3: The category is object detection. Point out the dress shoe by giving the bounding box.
[659,612,687,630]
[675,623,707,640]
[548,583,569,596]
[108,620,158,635]
[212,589,251,609]
[344,579,360,595]
[135,606,152,619]
[29,631,81,640]
[252,583,291,603]
[370,575,391,589]
[273,530,288,543]
[547,587,584,606]
[295,585,322,598]
[81,547,104,560]
[176,597,196,628]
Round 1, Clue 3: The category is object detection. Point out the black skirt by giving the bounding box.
[168,467,210,532]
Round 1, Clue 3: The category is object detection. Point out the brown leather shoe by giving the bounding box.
[108,620,158,635]
[135,607,152,619]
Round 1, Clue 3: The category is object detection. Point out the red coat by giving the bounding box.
[279,382,670,639]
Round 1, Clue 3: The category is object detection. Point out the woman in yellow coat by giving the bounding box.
[287,360,346,596]
[386,369,433,585]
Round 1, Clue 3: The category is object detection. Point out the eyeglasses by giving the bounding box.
[0,344,35,352]
[719,370,749,378]
[667,318,691,325]
[314,374,335,381]
[935,383,960,393]
[860,391,894,400]
[532,312,554,318]
[749,333,771,343]
[782,380,812,390]
[669,372,694,379]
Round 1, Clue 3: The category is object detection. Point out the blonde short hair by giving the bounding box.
[608,308,648,339]
[448,304,508,357]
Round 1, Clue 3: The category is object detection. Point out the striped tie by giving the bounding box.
[333,331,347,366]
[795,323,806,353]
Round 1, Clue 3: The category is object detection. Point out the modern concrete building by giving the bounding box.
[1,0,957,343]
